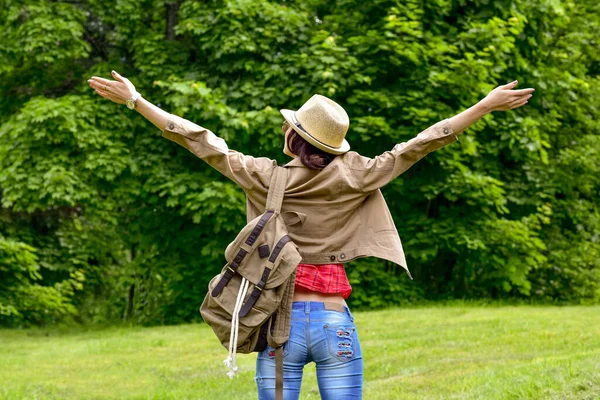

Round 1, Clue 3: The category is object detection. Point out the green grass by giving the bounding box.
[1,304,599,399]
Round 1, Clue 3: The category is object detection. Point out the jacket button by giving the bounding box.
[443,127,449,134]
[330,255,336,262]
[340,253,346,260]
[168,123,175,130]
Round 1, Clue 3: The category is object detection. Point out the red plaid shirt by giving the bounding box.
[294,263,352,299]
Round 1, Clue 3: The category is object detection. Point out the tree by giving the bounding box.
[0,0,598,326]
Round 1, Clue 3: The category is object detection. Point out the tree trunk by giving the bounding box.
[166,1,182,41]
[125,283,135,320]
[124,243,137,321]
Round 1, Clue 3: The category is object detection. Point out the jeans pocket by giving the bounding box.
[259,340,291,360]
[323,323,357,363]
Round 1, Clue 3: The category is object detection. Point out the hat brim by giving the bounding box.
[280,109,350,155]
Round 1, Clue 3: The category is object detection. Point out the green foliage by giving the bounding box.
[0,0,599,326]
[346,258,425,310]
[0,237,81,327]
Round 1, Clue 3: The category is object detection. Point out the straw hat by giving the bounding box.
[280,94,350,155]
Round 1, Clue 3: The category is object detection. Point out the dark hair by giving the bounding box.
[286,130,336,170]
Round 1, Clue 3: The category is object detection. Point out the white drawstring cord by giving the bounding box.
[231,278,249,375]
[226,278,244,362]
[224,277,250,378]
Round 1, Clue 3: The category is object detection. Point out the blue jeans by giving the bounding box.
[255,301,364,399]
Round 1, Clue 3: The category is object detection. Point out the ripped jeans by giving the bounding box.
[255,301,363,399]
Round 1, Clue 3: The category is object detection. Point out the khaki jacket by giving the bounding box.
[162,114,459,279]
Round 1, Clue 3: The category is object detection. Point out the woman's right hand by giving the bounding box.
[88,70,138,105]
[480,80,535,112]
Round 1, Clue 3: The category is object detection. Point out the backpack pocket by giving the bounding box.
[206,273,278,326]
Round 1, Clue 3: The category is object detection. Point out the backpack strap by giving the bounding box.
[275,346,284,400]
[266,269,297,400]
[265,166,288,213]
[267,269,296,348]
[265,166,291,400]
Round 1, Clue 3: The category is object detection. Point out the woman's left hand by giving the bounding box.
[87,70,137,105]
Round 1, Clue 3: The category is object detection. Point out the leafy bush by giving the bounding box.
[0,237,81,327]
[0,0,598,326]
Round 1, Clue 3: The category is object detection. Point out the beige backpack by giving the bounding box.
[200,165,302,399]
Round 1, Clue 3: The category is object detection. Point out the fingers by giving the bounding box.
[509,97,531,109]
[94,88,112,99]
[499,80,518,90]
[93,82,112,93]
[88,77,116,94]
[89,76,115,85]
[510,88,535,95]
[111,70,125,83]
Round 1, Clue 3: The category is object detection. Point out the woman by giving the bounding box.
[88,72,534,399]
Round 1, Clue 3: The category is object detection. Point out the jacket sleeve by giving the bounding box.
[161,113,275,191]
[345,118,459,193]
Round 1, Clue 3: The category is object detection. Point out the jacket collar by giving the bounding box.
[283,154,347,168]
[283,157,305,168]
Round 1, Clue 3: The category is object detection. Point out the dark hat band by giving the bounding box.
[292,112,342,150]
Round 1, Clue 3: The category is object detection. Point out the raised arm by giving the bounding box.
[88,70,171,131]
[448,80,534,134]
[345,80,535,193]
[87,71,275,191]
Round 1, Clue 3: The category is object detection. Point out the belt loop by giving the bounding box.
[304,301,310,314]
[346,306,354,322]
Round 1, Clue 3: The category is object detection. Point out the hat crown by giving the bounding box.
[295,95,349,148]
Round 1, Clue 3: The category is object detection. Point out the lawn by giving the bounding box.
[1,303,599,399]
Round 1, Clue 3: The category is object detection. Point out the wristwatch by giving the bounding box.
[126,92,141,110]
